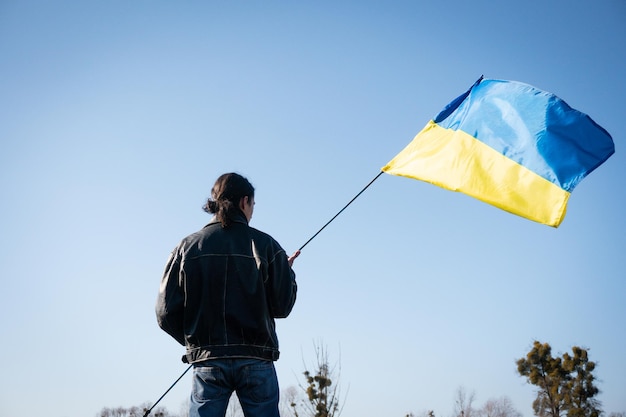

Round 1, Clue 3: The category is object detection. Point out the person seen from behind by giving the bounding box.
[156,172,300,417]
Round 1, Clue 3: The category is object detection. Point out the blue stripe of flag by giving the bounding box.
[434,78,614,192]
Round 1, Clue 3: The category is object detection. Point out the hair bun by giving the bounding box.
[205,199,218,213]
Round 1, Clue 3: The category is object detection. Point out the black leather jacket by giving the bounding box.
[156,212,297,363]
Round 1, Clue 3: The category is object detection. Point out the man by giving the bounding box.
[156,173,300,417]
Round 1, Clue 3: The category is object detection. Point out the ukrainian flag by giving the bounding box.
[382,77,615,227]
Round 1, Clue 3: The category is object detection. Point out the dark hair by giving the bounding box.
[203,173,255,227]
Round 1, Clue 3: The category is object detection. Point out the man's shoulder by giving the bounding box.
[182,223,216,240]
[173,222,218,250]
[248,225,273,241]
[248,226,283,250]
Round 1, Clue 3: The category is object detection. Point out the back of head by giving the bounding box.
[203,173,255,228]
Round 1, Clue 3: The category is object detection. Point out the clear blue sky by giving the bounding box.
[1,1,624,417]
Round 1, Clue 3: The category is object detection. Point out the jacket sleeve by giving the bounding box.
[266,243,298,319]
[155,249,186,346]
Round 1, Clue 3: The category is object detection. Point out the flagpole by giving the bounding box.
[298,171,384,251]
[142,364,193,417]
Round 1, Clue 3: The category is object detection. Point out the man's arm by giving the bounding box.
[155,251,186,346]
[267,247,299,319]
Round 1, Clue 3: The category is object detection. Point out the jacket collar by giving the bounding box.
[207,210,249,227]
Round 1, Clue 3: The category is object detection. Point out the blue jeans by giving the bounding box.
[189,358,280,417]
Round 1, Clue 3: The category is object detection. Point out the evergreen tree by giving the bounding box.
[517,341,602,417]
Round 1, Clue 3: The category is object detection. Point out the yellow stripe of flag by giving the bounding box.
[382,120,570,227]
